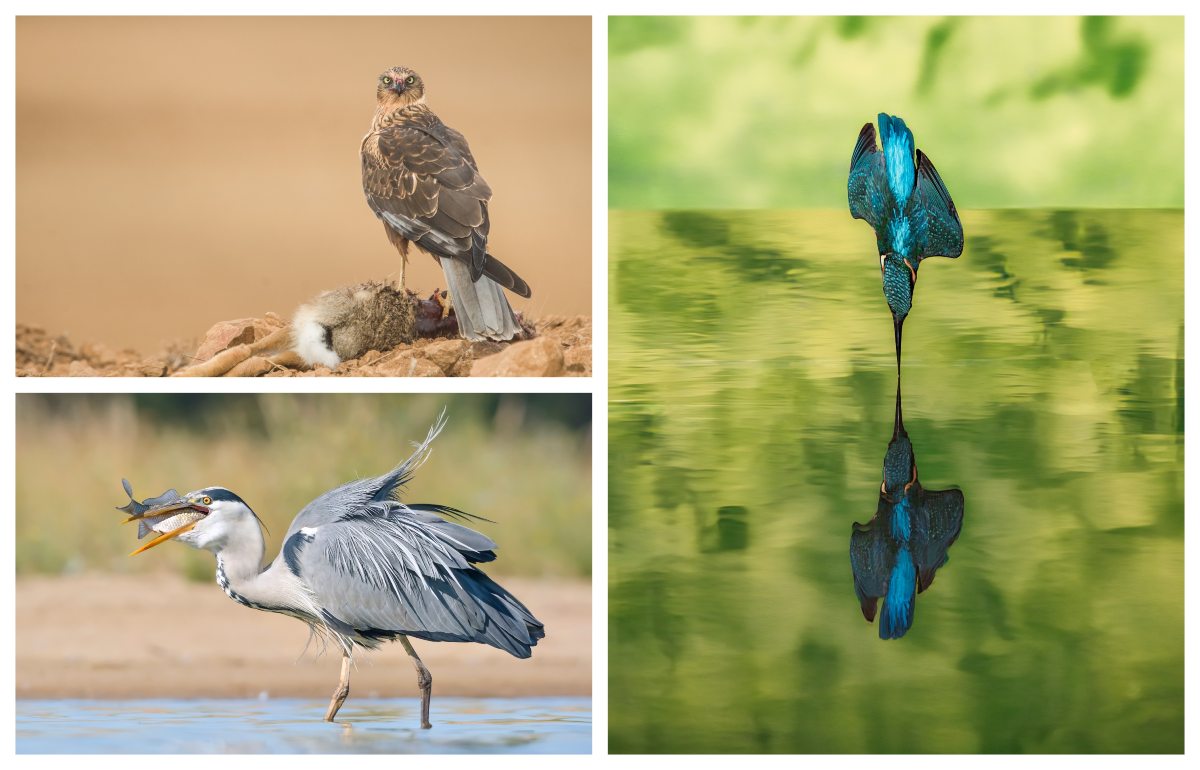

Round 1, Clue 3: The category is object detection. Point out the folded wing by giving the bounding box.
[286,501,544,657]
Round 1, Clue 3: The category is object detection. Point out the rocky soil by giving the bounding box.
[16,314,590,377]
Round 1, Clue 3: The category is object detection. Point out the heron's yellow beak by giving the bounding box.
[122,500,205,524]
[129,521,199,556]
[124,499,211,556]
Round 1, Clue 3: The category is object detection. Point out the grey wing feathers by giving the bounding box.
[285,412,448,537]
[406,506,498,563]
[289,501,543,657]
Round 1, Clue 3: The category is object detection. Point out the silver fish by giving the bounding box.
[115,478,209,541]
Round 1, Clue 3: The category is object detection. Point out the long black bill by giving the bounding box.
[893,316,904,370]
[892,377,904,440]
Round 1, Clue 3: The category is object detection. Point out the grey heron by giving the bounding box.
[120,413,545,729]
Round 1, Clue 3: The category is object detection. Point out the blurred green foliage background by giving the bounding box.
[17,394,591,580]
[609,16,1182,209]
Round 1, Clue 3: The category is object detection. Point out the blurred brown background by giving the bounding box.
[16,16,591,353]
[17,393,591,697]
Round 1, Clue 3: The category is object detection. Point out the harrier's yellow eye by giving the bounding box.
[406,76,415,85]
[202,496,212,505]
[381,76,392,86]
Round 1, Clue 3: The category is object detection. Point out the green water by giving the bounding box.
[608,209,1183,753]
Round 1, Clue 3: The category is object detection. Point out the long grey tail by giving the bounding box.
[441,257,523,341]
[482,253,532,298]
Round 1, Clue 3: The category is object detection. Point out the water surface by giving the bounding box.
[17,697,590,753]
[608,209,1183,753]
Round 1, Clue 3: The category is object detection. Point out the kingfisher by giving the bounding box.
[847,113,964,366]
[849,381,964,639]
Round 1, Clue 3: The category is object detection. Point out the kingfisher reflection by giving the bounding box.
[849,381,964,639]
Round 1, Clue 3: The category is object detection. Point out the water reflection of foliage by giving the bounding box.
[608,209,1182,753]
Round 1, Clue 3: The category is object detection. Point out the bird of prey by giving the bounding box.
[361,66,532,342]
[116,413,544,729]
[849,381,964,639]
[847,113,964,366]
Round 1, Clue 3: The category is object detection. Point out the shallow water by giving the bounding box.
[16,697,591,753]
[608,209,1183,753]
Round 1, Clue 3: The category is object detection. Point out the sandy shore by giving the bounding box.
[16,573,590,699]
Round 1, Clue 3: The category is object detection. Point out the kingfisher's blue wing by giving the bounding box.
[912,149,964,260]
[911,486,964,592]
[847,122,887,231]
[849,506,894,622]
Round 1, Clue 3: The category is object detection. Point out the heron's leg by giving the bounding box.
[399,636,433,729]
[324,652,352,722]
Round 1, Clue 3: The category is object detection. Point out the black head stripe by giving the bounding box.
[195,487,248,506]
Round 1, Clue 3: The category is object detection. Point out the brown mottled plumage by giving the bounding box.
[361,66,530,342]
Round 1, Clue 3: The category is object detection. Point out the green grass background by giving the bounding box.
[609,16,1182,209]
[16,394,591,580]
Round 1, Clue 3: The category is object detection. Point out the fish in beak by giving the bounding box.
[116,479,211,555]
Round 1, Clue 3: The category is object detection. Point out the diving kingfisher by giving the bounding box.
[847,113,964,367]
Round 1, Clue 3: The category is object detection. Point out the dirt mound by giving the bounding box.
[16,314,590,377]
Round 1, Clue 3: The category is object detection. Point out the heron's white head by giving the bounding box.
[174,488,264,553]
[127,487,263,556]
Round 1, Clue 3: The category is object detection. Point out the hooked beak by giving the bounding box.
[124,500,210,556]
